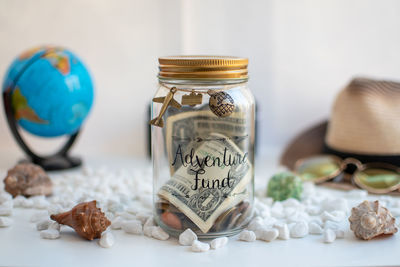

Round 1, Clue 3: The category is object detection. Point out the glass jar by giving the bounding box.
[151,56,255,238]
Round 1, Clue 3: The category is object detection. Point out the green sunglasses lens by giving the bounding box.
[296,156,341,181]
[355,168,400,189]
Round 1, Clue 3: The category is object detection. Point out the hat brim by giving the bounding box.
[280,120,400,170]
[279,120,328,170]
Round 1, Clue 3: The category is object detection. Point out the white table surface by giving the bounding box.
[0,154,399,267]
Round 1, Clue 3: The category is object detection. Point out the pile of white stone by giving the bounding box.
[1,166,400,251]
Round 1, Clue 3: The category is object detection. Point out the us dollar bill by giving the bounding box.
[165,109,248,174]
[158,132,253,233]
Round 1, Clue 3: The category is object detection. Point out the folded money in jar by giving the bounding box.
[150,56,255,238]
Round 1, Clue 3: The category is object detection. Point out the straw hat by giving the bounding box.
[280,77,400,169]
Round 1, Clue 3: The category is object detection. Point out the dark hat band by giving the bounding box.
[323,144,400,167]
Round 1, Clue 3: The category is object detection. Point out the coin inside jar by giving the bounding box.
[211,206,237,232]
[161,211,182,230]
[233,201,252,228]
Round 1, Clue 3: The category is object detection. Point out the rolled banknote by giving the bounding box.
[165,109,249,174]
[158,132,252,233]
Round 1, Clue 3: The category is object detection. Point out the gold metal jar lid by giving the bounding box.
[158,56,248,80]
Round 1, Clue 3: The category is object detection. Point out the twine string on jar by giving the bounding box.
[150,82,244,127]
[158,82,246,95]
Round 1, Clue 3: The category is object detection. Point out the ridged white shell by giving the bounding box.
[349,200,397,240]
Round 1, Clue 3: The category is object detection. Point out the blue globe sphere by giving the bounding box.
[2,46,94,137]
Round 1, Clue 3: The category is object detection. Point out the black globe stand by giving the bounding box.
[3,90,82,171]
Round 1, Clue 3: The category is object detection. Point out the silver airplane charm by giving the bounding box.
[150,87,182,127]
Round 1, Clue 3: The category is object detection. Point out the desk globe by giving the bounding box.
[2,46,94,170]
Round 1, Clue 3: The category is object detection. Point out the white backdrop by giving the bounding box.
[1,0,400,158]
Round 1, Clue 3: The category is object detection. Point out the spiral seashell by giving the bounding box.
[50,200,111,240]
[349,200,397,240]
[3,163,52,197]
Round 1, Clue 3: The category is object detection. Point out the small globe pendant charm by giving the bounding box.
[208,91,235,117]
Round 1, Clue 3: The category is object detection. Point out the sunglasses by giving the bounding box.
[294,155,400,194]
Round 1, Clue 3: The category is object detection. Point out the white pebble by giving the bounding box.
[282,198,301,208]
[290,221,309,238]
[0,206,12,216]
[30,211,49,223]
[309,195,325,205]
[124,204,141,215]
[151,226,169,240]
[335,229,345,239]
[255,199,270,214]
[143,217,156,237]
[309,217,323,226]
[121,220,143,235]
[379,196,394,207]
[323,229,336,243]
[257,228,279,242]
[191,240,210,252]
[13,195,25,207]
[48,221,61,231]
[305,205,321,216]
[324,220,343,231]
[179,228,197,246]
[256,207,271,218]
[321,198,348,213]
[144,216,155,228]
[16,197,33,208]
[284,207,297,218]
[106,199,124,213]
[82,166,94,176]
[263,217,278,228]
[238,230,256,242]
[346,189,368,199]
[320,211,343,222]
[210,237,228,249]
[144,226,156,237]
[0,199,13,208]
[111,216,123,230]
[0,193,12,204]
[390,208,400,217]
[23,199,34,208]
[260,197,274,207]
[47,204,66,215]
[0,200,12,215]
[331,210,346,219]
[99,231,115,248]
[31,196,49,209]
[36,219,52,231]
[247,217,264,232]
[392,199,400,208]
[136,212,151,225]
[302,182,316,197]
[255,202,271,218]
[309,222,323,235]
[275,223,290,240]
[139,195,153,209]
[0,217,13,227]
[40,229,60,239]
[286,211,309,223]
[119,212,137,220]
[271,202,284,218]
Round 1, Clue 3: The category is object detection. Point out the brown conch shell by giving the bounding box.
[349,200,398,240]
[51,200,111,240]
[3,163,52,197]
